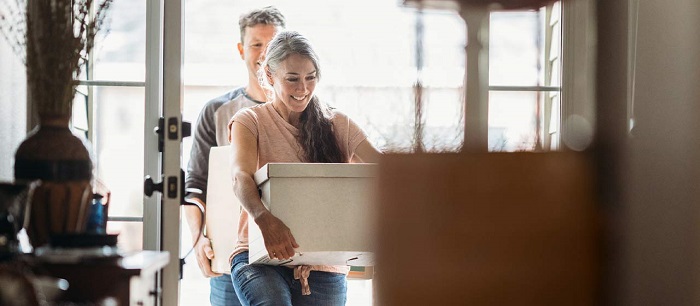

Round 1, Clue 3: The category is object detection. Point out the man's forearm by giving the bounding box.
[184,197,206,242]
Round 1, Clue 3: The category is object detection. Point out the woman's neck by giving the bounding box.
[272,100,301,127]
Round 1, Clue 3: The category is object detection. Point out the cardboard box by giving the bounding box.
[205,146,241,274]
[249,163,377,266]
[347,266,374,280]
[375,153,599,305]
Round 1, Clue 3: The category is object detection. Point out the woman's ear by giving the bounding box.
[265,67,274,85]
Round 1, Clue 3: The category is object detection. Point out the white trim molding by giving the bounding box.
[560,0,596,151]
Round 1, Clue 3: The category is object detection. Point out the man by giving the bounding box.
[184,6,286,306]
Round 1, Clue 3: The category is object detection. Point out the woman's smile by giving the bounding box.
[292,95,307,101]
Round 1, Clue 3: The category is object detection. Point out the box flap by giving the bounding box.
[253,163,377,185]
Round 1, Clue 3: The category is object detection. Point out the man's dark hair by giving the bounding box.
[238,6,286,43]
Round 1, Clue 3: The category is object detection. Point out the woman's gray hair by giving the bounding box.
[260,31,321,93]
[258,31,345,163]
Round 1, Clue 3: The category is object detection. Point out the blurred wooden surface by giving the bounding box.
[375,153,599,305]
[35,250,168,305]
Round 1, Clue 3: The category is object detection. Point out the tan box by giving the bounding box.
[375,153,599,305]
[249,163,377,266]
[205,146,241,274]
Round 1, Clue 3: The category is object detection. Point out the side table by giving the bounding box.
[34,250,169,306]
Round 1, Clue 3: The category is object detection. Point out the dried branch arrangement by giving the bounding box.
[0,0,112,119]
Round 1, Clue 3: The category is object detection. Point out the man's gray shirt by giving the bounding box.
[185,87,265,202]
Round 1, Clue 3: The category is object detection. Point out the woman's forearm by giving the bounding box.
[232,170,269,220]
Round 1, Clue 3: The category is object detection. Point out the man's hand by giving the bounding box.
[183,197,219,277]
[193,234,222,278]
[255,211,299,260]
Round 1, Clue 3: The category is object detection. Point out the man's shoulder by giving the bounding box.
[202,87,247,110]
[218,94,266,119]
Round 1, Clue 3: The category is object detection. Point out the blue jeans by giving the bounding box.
[210,274,242,306]
[230,252,347,306]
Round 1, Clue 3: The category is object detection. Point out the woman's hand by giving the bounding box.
[193,234,222,278]
[255,211,300,260]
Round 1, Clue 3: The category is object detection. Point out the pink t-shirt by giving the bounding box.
[227,102,367,275]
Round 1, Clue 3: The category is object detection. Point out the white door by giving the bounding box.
[68,0,185,304]
[144,0,185,305]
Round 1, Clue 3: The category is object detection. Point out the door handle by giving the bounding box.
[144,175,163,197]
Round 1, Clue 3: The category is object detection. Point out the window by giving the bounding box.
[75,0,147,252]
[488,3,562,152]
[0,34,26,181]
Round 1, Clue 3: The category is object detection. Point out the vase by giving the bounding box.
[14,117,93,248]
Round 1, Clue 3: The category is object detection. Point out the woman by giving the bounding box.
[227,31,381,306]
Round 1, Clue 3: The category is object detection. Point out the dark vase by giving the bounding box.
[13,117,93,248]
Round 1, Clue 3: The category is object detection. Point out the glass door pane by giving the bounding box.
[489,11,541,86]
[92,0,147,82]
[92,86,146,252]
[488,91,539,151]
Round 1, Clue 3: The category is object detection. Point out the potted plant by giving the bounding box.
[0,0,112,247]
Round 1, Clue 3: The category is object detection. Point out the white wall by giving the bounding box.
[0,36,27,181]
[621,0,700,304]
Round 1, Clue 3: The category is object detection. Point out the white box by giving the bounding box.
[205,146,241,274]
[249,163,377,266]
